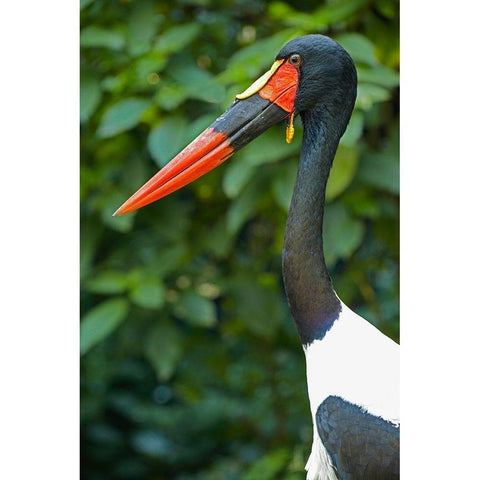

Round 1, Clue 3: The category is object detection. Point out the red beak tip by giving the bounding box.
[112,207,124,217]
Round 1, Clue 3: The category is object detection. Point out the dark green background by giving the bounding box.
[80,0,399,478]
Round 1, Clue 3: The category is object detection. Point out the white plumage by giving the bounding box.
[304,300,399,479]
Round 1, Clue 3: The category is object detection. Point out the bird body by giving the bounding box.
[304,302,399,479]
[276,37,399,478]
[306,303,399,426]
[115,34,400,480]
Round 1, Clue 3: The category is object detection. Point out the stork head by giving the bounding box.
[114,34,357,216]
[277,35,357,124]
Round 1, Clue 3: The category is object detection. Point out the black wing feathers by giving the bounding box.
[316,396,399,480]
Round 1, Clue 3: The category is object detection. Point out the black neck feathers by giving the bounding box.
[282,102,354,345]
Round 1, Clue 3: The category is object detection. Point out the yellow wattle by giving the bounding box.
[286,114,295,144]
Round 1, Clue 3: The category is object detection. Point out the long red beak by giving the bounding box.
[113,60,299,216]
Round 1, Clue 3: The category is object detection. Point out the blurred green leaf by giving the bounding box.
[80,27,126,51]
[170,62,225,104]
[223,161,256,199]
[326,145,359,202]
[154,24,201,54]
[376,0,398,19]
[100,74,128,95]
[229,278,283,338]
[80,0,94,10]
[149,244,188,277]
[80,219,102,280]
[242,448,289,480]
[97,98,150,138]
[357,134,399,193]
[148,116,188,167]
[126,0,159,57]
[131,430,170,457]
[80,298,129,355]
[267,2,322,31]
[133,51,168,80]
[80,71,102,123]
[335,33,378,66]
[272,160,297,212]
[120,153,149,191]
[313,0,368,24]
[130,277,166,310]
[86,271,130,294]
[323,203,365,266]
[358,65,399,88]
[356,84,391,110]
[340,111,364,147]
[343,189,381,218]
[200,219,233,258]
[174,291,217,327]
[226,180,262,234]
[154,83,188,111]
[144,322,183,380]
[268,0,367,31]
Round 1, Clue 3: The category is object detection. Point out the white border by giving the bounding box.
[1,2,78,479]
[401,1,480,477]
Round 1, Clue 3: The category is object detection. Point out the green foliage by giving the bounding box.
[80,298,129,355]
[144,321,183,381]
[148,116,190,167]
[97,98,151,138]
[174,291,217,327]
[325,144,360,201]
[81,0,399,478]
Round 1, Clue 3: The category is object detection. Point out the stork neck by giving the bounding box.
[282,109,342,345]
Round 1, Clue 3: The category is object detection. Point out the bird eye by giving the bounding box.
[288,53,302,67]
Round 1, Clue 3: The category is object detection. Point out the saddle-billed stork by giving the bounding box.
[114,34,400,480]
